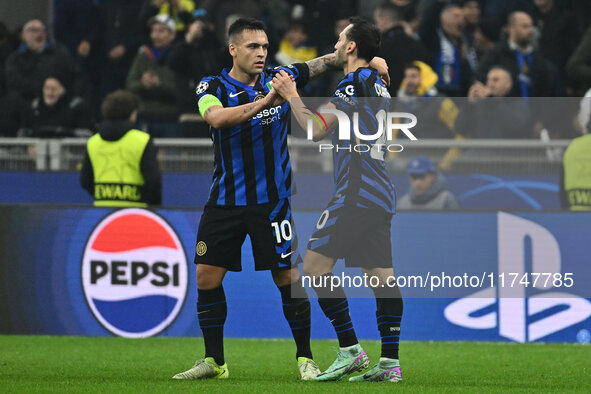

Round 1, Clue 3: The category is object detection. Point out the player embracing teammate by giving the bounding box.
[272,17,403,382]
[172,17,392,382]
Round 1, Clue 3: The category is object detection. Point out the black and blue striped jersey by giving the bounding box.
[196,64,309,206]
[329,67,396,213]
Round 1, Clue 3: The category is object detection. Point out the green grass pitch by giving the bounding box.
[0,335,589,393]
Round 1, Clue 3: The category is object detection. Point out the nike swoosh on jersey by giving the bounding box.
[229,91,246,97]
[281,251,295,258]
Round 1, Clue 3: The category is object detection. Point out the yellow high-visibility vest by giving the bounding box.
[87,129,150,207]
[563,134,591,211]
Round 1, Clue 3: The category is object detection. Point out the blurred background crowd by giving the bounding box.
[1,0,591,139]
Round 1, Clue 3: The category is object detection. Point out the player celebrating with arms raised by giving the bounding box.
[173,18,389,381]
[271,17,403,382]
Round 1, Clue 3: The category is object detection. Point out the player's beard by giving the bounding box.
[515,33,533,48]
[335,47,347,68]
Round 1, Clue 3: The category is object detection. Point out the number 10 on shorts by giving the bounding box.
[271,220,292,244]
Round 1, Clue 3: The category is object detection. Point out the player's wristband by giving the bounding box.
[198,94,223,117]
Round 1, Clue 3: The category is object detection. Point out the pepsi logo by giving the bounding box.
[82,209,188,337]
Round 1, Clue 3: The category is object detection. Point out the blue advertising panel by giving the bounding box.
[0,172,561,210]
[0,206,588,343]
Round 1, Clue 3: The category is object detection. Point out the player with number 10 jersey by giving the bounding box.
[173,17,390,382]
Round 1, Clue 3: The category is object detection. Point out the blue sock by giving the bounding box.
[312,274,358,348]
[374,286,403,360]
[279,278,312,359]
[198,285,226,365]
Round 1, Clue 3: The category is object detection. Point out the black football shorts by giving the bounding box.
[194,198,301,271]
[307,198,393,269]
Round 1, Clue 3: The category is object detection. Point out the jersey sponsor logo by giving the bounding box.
[344,85,355,96]
[444,213,591,342]
[281,251,295,259]
[252,104,283,125]
[334,89,355,105]
[252,105,282,118]
[82,209,188,337]
[374,83,391,98]
[229,91,246,98]
[196,81,209,95]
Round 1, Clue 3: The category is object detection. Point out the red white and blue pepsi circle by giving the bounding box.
[82,209,188,337]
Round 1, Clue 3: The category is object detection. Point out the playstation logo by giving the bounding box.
[444,213,591,342]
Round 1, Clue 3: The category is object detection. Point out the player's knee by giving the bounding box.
[363,268,394,288]
[272,267,295,287]
[302,262,329,279]
[196,265,225,290]
[301,263,315,278]
[196,274,220,290]
[302,250,334,278]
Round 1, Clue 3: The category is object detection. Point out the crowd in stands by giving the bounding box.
[0,0,590,139]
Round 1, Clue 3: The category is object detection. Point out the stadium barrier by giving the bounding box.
[0,205,589,343]
[1,137,567,210]
[0,137,570,173]
[0,138,50,171]
[0,170,562,210]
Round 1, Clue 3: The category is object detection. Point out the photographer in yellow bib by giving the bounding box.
[80,90,162,207]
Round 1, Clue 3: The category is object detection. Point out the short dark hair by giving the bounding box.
[458,0,481,7]
[345,16,380,62]
[101,90,140,120]
[441,4,463,18]
[228,17,266,44]
[403,62,421,73]
[507,10,532,27]
[489,65,513,81]
[375,2,403,23]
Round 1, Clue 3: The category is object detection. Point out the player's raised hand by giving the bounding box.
[272,70,298,101]
[369,56,390,87]
[263,84,286,107]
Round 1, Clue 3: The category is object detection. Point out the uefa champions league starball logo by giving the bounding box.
[81,209,188,338]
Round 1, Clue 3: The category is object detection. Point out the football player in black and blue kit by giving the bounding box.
[272,17,403,382]
[172,18,390,381]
